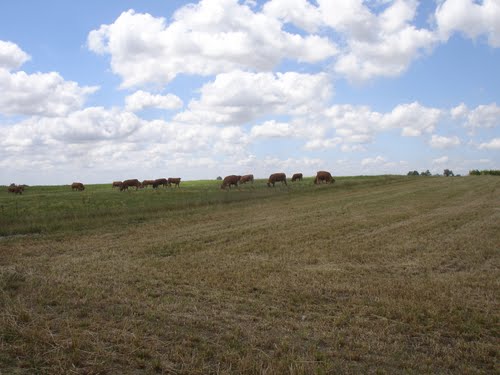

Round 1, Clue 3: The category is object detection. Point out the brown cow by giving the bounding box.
[152,178,168,189]
[7,185,23,194]
[291,173,303,182]
[239,174,254,184]
[314,171,335,185]
[120,179,141,191]
[10,183,26,192]
[168,177,181,187]
[142,180,155,188]
[112,181,123,189]
[221,175,241,189]
[71,182,85,191]
[267,173,287,187]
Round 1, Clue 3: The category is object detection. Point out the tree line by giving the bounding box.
[468,170,500,176]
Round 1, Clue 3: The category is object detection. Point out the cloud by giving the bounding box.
[435,0,500,47]
[382,102,442,136]
[478,138,500,150]
[1,107,142,151]
[125,90,183,112]
[87,1,336,88]
[450,102,468,119]
[432,156,449,165]
[250,120,294,138]
[429,134,461,148]
[318,102,441,149]
[303,137,342,150]
[175,70,332,126]
[0,40,30,70]
[0,69,98,117]
[260,156,324,173]
[323,0,437,81]
[0,107,253,182]
[361,155,386,166]
[463,103,500,130]
[263,0,323,33]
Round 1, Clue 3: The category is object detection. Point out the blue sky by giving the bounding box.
[0,0,499,184]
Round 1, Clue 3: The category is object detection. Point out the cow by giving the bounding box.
[152,178,168,189]
[120,179,141,191]
[10,183,25,192]
[168,177,181,187]
[221,175,241,190]
[267,173,287,187]
[71,182,85,191]
[142,180,155,188]
[112,181,123,189]
[7,185,23,194]
[314,171,335,185]
[239,174,254,184]
[291,173,303,182]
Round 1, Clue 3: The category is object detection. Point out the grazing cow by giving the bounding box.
[120,179,141,191]
[291,173,303,182]
[221,175,241,189]
[168,177,181,187]
[152,178,168,189]
[267,173,287,187]
[7,185,23,194]
[142,180,155,188]
[314,171,335,185]
[112,181,123,189]
[10,183,26,192]
[239,174,254,184]
[71,182,85,191]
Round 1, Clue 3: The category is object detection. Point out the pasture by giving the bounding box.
[0,176,498,374]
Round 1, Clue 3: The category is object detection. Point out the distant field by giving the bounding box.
[1,176,398,236]
[0,176,498,373]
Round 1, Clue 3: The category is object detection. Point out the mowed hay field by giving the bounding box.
[0,176,499,374]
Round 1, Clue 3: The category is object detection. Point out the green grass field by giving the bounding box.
[1,175,499,373]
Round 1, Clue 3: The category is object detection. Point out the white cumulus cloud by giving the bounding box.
[125,90,183,112]
[432,156,449,165]
[382,102,442,136]
[324,0,437,81]
[0,40,30,70]
[429,134,461,148]
[175,70,332,126]
[87,1,336,88]
[478,138,500,150]
[435,0,500,47]
[0,69,98,117]
[361,155,386,166]
[250,120,294,138]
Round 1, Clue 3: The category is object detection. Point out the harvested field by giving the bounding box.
[0,176,498,374]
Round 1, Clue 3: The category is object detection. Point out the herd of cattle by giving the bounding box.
[7,171,334,194]
[220,171,334,189]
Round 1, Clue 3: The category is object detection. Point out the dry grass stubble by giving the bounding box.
[1,176,499,373]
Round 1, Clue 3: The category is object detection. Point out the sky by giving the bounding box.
[0,0,499,185]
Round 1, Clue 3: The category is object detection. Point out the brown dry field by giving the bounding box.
[1,176,499,374]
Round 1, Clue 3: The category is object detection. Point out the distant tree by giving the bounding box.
[443,169,454,177]
[407,170,419,176]
[421,170,431,176]
[216,176,222,181]
[469,169,500,176]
